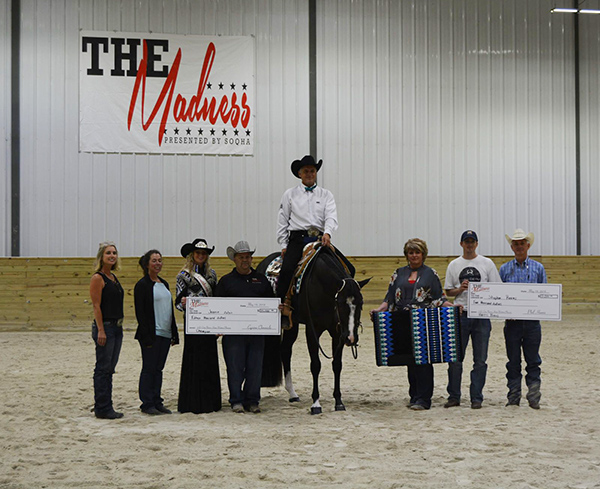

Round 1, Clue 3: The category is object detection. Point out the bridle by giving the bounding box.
[303,265,363,360]
[334,278,363,359]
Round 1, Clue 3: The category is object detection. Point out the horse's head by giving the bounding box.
[335,278,371,347]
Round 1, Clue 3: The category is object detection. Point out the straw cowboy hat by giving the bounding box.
[180,238,215,258]
[505,229,535,246]
[291,155,322,178]
[226,240,256,261]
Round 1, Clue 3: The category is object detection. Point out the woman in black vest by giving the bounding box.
[90,241,124,419]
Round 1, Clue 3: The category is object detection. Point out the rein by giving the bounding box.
[303,255,334,360]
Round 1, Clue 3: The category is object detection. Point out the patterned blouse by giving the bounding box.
[175,265,218,311]
[383,264,447,311]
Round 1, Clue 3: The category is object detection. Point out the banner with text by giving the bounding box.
[80,31,254,154]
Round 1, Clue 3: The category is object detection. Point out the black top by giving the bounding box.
[134,274,179,347]
[216,268,274,299]
[96,272,124,320]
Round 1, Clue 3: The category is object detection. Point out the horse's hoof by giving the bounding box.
[335,404,346,411]
[310,407,322,415]
[289,397,300,403]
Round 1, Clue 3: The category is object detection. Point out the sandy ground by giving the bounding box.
[1,313,599,489]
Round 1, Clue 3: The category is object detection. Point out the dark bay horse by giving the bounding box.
[258,246,370,414]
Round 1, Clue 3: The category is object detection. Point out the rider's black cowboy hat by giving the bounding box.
[291,155,322,178]
[180,238,215,258]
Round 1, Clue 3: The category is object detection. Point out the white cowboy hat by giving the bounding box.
[505,229,534,246]
[226,240,256,261]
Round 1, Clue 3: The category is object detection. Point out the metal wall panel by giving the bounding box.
[10,0,599,258]
[17,0,309,257]
[316,0,578,256]
[579,14,600,256]
[0,0,9,256]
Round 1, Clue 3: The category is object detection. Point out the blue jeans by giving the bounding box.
[504,320,542,404]
[222,335,265,406]
[138,335,171,411]
[447,314,491,403]
[92,320,123,415]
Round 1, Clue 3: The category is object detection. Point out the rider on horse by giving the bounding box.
[276,155,354,329]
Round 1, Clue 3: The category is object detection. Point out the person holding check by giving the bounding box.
[216,241,274,414]
[176,238,221,414]
[443,230,502,410]
[500,229,547,409]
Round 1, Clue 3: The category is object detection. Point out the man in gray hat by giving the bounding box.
[443,230,502,409]
[216,240,274,413]
[500,229,547,409]
[276,155,340,327]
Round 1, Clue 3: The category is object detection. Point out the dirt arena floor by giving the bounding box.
[1,313,599,488]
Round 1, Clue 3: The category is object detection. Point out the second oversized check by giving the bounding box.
[468,282,562,321]
[186,297,281,335]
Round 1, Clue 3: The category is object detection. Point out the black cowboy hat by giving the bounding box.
[180,238,215,258]
[291,155,323,178]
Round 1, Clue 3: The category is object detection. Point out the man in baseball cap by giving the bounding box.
[443,230,502,409]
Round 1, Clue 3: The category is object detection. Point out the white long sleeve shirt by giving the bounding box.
[276,184,338,249]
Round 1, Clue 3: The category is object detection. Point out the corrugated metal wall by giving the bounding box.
[17,0,309,258]
[316,0,577,256]
[580,14,600,256]
[0,0,9,256]
[5,0,600,257]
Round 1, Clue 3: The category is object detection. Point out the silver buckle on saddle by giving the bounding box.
[307,227,321,237]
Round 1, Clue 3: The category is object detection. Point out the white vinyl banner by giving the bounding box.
[80,31,255,155]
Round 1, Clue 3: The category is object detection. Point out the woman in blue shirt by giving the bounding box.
[134,249,179,415]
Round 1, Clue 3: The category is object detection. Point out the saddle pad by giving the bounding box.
[372,307,462,366]
[372,310,415,366]
[410,307,462,365]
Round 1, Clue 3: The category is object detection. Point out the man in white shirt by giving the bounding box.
[443,230,502,409]
[276,155,346,328]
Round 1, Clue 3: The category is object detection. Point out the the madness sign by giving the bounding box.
[80,31,254,155]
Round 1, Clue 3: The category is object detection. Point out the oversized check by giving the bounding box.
[468,283,562,321]
[186,297,281,335]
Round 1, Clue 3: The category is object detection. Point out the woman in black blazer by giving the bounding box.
[134,249,179,415]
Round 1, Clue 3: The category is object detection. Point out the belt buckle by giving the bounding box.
[307,227,320,237]
[117,318,124,327]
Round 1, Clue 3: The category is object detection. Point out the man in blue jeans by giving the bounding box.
[444,230,502,409]
[500,229,547,409]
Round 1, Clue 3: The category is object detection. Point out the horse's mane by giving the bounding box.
[313,246,350,281]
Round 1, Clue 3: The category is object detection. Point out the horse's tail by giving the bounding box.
[261,334,283,387]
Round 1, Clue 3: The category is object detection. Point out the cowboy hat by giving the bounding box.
[505,229,535,246]
[180,238,215,258]
[291,155,323,178]
[226,240,256,261]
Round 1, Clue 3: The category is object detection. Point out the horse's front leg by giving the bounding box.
[281,325,299,402]
[332,337,345,411]
[306,326,322,415]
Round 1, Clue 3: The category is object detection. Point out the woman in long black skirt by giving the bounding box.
[176,239,222,413]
